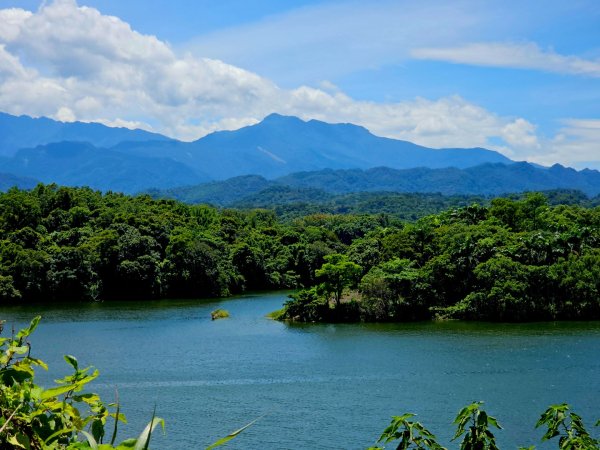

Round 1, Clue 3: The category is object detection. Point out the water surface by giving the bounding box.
[1,292,599,449]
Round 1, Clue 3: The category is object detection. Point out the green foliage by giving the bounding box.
[0,184,348,303]
[210,309,230,320]
[535,404,599,449]
[452,402,501,450]
[281,288,328,322]
[372,403,599,450]
[0,317,256,450]
[2,185,600,324]
[265,192,600,323]
[315,254,362,307]
[369,413,445,450]
[0,316,161,449]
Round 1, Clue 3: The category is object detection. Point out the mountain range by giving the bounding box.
[112,113,511,180]
[0,112,170,157]
[152,163,600,206]
[0,111,599,199]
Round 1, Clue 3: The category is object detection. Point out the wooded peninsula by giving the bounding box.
[1,184,599,322]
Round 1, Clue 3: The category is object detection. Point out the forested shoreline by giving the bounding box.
[0,184,599,322]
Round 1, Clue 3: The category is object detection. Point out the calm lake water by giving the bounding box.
[1,292,599,449]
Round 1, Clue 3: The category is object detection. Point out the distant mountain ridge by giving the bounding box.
[0,172,39,191]
[153,162,600,206]
[0,111,519,192]
[0,112,171,157]
[3,142,204,192]
[2,111,598,199]
[115,113,512,180]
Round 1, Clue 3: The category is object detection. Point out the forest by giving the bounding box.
[0,184,599,322]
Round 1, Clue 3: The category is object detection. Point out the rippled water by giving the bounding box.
[1,292,599,449]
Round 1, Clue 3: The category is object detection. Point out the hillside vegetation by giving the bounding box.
[0,185,599,322]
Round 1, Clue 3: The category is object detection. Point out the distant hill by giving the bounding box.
[152,175,274,205]
[277,163,600,196]
[151,162,600,207]
[152,182,599,221]
[0,111,516,188]
[3,142,205,193]
[0,172,39,191]
[0,112,171,157]
[113,113,512,179]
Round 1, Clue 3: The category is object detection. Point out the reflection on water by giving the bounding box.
[1,292,599,449]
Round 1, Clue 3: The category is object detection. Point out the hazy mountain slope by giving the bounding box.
[0,112,171,157]
[114,113,512,179]
[0,172,39,191]
[150,162,600,206]
[3,142,205,193]
[277,163,600,196]
[154,175,275,205]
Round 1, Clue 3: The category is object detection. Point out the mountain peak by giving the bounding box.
[259,113,372,136]
[260,113,304,125]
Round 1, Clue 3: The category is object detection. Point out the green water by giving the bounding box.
[1,292,599,449]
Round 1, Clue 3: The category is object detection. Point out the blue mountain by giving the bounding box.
[3,142,204,193]
[0,112,171,157]
[116,113,512,179]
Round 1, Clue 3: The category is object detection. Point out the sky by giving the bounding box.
[0,0,599,168]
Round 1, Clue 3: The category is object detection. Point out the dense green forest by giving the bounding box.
[231,187,600,221]
[0,184,599,322]
[281,192,600,322]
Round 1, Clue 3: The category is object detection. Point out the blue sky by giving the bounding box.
[0,0,598,168]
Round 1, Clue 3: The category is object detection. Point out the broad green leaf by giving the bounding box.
[8,345,29,354]
[40,383,79,400]
[64,354,79,370]
[7,435,26,449]
[44,426,76,444]
[16,316,41,339]
[79,430,99,450]
[133,413,165,450]
[28,357,48,370]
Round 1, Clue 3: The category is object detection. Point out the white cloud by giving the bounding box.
[501,118,540,151]
[412,42,600,77]
[185,0,482,85]
[530,119,600,168]
[0,8,31,41]
[0,0,597,169]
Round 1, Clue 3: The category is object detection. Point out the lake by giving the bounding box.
[1,291,599,449]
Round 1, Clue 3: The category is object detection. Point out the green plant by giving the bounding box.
[535,403,599,449]
[210,309,230,320]
[0,316,155,449]
[372,403,599,450]
[452,401,501,450]
[369,413,445,450]
[0,317,254,449]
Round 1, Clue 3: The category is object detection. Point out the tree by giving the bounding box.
[315,254,361,308]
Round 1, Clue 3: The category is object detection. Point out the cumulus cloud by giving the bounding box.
[412,42,600,78]
[501,118,540,151]
[532,119,600,168]
[0,0,595,169]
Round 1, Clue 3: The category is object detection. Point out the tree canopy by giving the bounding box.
[1,185,599,323]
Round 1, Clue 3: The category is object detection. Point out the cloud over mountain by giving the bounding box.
[0,0,596,168]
